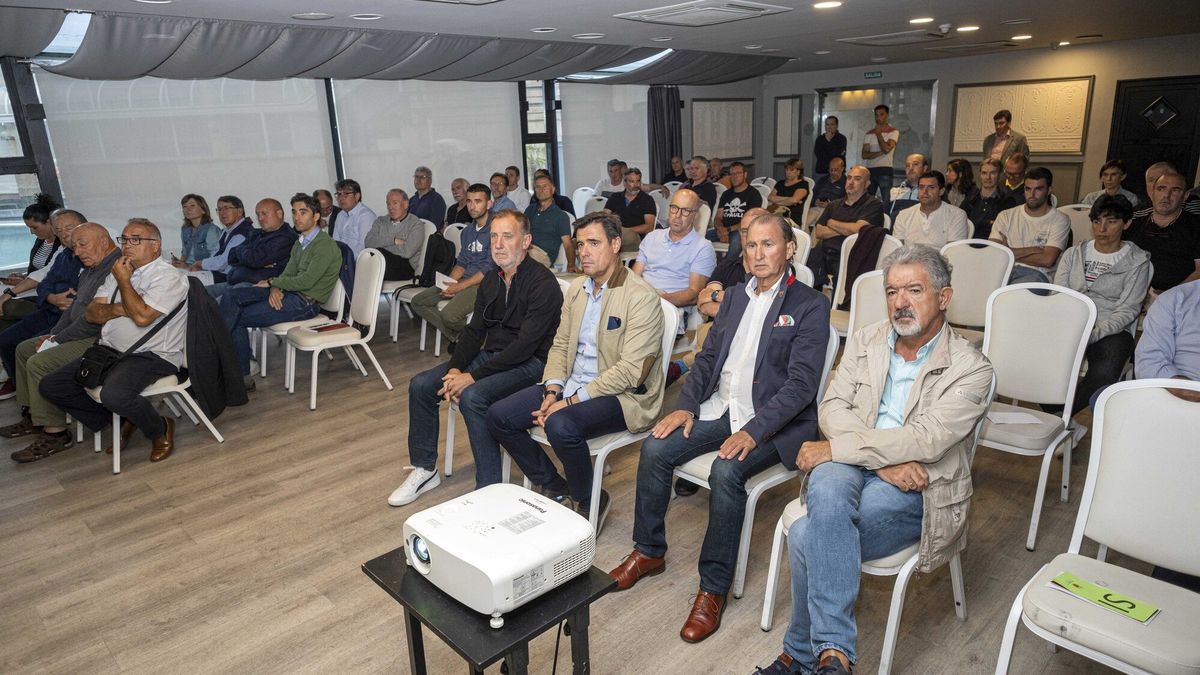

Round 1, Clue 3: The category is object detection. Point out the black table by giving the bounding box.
[362,548,616,674]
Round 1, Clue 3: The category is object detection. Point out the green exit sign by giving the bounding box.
[864,70,883,79]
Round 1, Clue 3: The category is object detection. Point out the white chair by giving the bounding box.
[585,194,608,214]
[996,379,1200,675]
[664,181,683,194]
[792,263,814,288]
[712,183,727,207]
[941,239,1015,332]
[522,297,679,531]
[671,323,841,599]
[799,176,816,228]
[650,189,670,226]
[397,223,464,357]
[791,227,812,279]
[284,249,394,410]
[761,377,997,675]
[385,219,437,341]
[751,183,771,206]
[978,283,1096,551]
[845,270,887,339]
[692,203,712,237]
[257,279,346,380]
[829,233,902,337]
[1058,203,1093,247]
[750,176,775,188]
[571,187,595,216]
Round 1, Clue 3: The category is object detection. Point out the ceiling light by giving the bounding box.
[1058,41,1070,46]
[292,12,334,20]
[909,17,934,24]
[1076,33,1103,39]
[814,50,831,55]
[133,0,173,4]
[530,27,557,33]
[813,2,842,9]
[761,48,781,53]
[744,44,763,49]
[871,56,887,62]
[572,33,606,40]
[1010,34,1032,40]
[651,36,673,42]
[350,13,383,20]
[1002,18,1033,25]
[956,25,980,32]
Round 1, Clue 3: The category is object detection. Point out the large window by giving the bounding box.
[1,59,59,269]
[518,80,560,192]
[559,83,648,194]
[818,82,936,178]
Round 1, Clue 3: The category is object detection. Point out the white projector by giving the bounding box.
[402,483,596,628]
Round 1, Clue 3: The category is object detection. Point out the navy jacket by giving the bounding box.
[676,267,831,465]
[226,225,298,285]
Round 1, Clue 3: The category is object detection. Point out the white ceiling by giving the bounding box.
[10,0,1200,75]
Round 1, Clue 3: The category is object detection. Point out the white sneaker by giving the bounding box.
[388,466,441,506]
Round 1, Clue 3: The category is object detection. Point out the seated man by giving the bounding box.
[990,167,1071,284]
[389,210,564,505]
[331,178,377,257]
[812,157,847,208]
[488,172,517,214]
[806,165,885,292]
[887,153,928,220]
[632,188,717,327]
[1123,170,1200,294]
[365,188,425,281]
[713,161,762,259]
[409,166,447,226]
[220,199,298,295]
[5,224,120,461]
[892,171,970,248]
[445,177,473,227]
[603,167,657,252]
[683,156,718,209]
[525,174,575,270]
[755,245,992,675]
[595,159,626,199]
[709,156,733,189]
[533,169,576,216]
[505,165,531,212]
[697,208,771,320]
[1001,152,1028,196]
[411,183,495,345]
[220,193,341,389]
[39,219,190,463]
[176,195,253,287]
[609,212,830,644]
[487,213,665,526]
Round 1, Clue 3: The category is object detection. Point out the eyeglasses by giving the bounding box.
[335,190,357,197]
[668,205,697,216]
[413,174,431,180]
[216,206,238,212]
[116,236,159,246]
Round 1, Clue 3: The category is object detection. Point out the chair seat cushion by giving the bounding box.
[381,279,416,293]
[286,324,360,347]
[676,451,798,491]
[780,497,918,569]
[979,401,1066,451]
[1022,553,1200,674]
[86,374,182,402]
[529,427,645,454]
[267,316,329,335]
[955,326,984,349]
[830,309,849,334]
[394,286,427,303]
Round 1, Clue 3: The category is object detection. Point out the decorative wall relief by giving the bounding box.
[951,77,1094,155]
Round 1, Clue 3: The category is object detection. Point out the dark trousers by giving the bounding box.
[377,249,416,281]
[220,285,319,375]
[806,239,843,292]
[39,353,178,440]
[633,414,784,595]
[869,167,894,211]
[486,385,627,505]
[1073,331,1135,414]
[0,307,58,377]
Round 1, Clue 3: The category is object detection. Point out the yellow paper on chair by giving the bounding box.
[1050,571,1161,624]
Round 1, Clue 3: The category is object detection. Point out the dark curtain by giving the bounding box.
[648,85,682,185]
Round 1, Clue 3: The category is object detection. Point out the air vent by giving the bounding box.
[551,537,596,584]
[836,29,948,47]
[615,0,792,27]
[415,0,504,5]
[925,41,1018,54]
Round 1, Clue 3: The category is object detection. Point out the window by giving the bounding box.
[0,59,59,270]
[518,80,559,192]
[818,82,936,179]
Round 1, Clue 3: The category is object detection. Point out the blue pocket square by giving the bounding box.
[607,316,622,330]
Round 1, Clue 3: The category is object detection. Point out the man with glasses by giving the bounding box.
[409,166,446,227]
[714,161,763,258]
[313,189,339,231]
[390,210,563,506]
[633,189,716,321]
[604,167,657,252]
[184,195,253,287]
[40,219,189,463]
[488,173,517,214]
[332,178,377,257]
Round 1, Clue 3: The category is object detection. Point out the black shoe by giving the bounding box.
[815,655,852,675]
[753,653,805,674]
[674,478,700,497]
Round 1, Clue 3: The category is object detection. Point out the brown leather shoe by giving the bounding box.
[608,549,665,591]
[679,589,726,643]
[105,419,138,455]
[149,416,174,462]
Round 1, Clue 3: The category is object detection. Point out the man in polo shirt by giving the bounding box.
[488,172,517,214]
[408,166,447,227]
[40,218,189,463]
[862,104,899,210]
[412,183,496,344]
[982,109,1030,164]
[505,165,531,212]
[595,159,626,198]
[365,188,425,281]
[892,171,970,248]
[525,174,575,270]
[633,188,717,319]
[714,161,763,258]
[331,178,377,257]
[604,167,657,252]
[1001,153,1029,197]
[990,167,1071,284]
[1124,171,1200,294]
[684,156,719,210]
[806,165,885,292]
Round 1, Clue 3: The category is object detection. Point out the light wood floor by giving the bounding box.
[0,314,1131,674]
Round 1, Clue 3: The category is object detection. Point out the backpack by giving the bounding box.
[415,232,456,287]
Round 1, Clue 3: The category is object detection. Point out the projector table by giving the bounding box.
[363,548,616,674]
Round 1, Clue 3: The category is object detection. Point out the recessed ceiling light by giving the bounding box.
[1010,34,1032,41]
[651,36,673,42]
[744,44,763,50]
[761,48,781,53]
[1076,33,1103,39]
[572,33,605,40]
[530,27,557,33]
[813,2,842,9]
[814,50,831,55]
[133,0,173,4]
[909,17,934,24]
[292,12,334,20]
[1058,41,1070,46]
[1002,18,1033,25]
[350,13,383,20]
[142,33,175,39]
[871,56,888,62]
[957,25,980,32]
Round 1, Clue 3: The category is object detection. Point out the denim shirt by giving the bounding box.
[181,221,221,264]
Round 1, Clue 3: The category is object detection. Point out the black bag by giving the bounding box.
[415,232,456,287]
[74,299,186,387]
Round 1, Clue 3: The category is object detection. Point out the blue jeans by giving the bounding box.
[868,167,894,212]
[0,306,57,378]
[220,285,319,375]
[407,352,544,487]
[486,385,627,505]
[634,414,784,595]
[1007,265,1049,285]
[783,462,923,670]
[706,228,742,259]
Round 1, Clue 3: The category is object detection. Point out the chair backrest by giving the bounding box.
[752,183,771,205]
[791,227,812,269]
[322,278,347,322]
[571,187,595,216]
[846,270,887,338]
[651,189,669,225]
[664,181,683,194]
[712,183,726,203]
[941,239,1015,328]
[800,176,816,227]
[1072,379,1200,575]
[1058,203,1093,246]
[750,176,770,186]
[965,373,999,466]
[410,219,438,276]
[982,283,1096,412]
[657,297,681,379]
[556,277,570,294]
[816,323,840,402]
[832,233,901,307]
[444,223,466,257]
[348,248,387,340]
[793,263,814,287]
[881,212,892,232]
[585,195,608,214]
[694,203,711,236]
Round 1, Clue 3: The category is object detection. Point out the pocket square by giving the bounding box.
[607,316,622,330]
[773,315,795,327]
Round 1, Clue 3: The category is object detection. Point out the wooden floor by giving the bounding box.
[0,314,1132,675]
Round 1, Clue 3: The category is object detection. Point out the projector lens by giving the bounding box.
[411,536,430,565]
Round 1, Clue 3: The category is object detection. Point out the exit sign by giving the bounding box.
[864,70,883,79]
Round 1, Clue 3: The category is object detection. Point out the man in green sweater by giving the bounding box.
[220,192,342,389]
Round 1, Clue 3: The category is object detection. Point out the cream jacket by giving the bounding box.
[819,320,993,572]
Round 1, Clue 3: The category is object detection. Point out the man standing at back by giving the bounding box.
[332,178,376,257]
[982,109,1030,165]
[408,166,447,227]
[990,167,1071,283]
[861,104,899,210]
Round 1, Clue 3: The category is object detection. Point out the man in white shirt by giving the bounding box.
[331,178,377,257]
[862,104,900,211]
[892,171,970,248]
[595,159,626,198]
[990,167,1071,283]
[505,165,531,212]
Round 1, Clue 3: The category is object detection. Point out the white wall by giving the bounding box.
[559,83,648,194]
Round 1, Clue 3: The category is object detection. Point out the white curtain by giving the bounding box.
[559,83,649,194]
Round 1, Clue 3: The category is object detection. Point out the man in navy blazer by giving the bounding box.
[609,210,831,644]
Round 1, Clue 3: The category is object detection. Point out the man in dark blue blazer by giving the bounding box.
[608,211,831,644]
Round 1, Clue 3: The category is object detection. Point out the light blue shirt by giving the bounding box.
[636,228,717,293]
[299,227,321,250]
[200,221,249,274]
[876,329,940,430]
[548,276,606,401]
[490,195,517,214]
[1135,279,1200,380]
[332,201,376,258]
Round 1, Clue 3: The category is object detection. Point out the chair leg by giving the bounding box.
[111,411,121,474]
[444,407,457,477]
[502,450,511,484]
[1060,437,1071,503]
[259,329,268,378]
[343,345,367,375]
[76,419,84,445]
[309,350,320,410]
[419,320,427,351]
[359,344,393,390]
[760,518,786,631]
[389,295,399,342]
[1026,445,1058,551]
[180,391,224,443]
[434,329,442,358]
[949,553,967,620]
[733,485,767,599]
[286,345,295,393]
[877,555,920,675]
[994,578,1033,675]
[161,394,181,419]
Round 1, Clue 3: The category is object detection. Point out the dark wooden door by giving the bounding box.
[1107,75,1200,201]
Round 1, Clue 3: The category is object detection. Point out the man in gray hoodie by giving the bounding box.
[365,188,426,280]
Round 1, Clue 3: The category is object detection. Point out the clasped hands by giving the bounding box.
[795,440,928,492]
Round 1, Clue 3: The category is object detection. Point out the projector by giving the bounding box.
[402,483,596,628]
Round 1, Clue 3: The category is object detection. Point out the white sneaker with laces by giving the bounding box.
[388,466,441,506]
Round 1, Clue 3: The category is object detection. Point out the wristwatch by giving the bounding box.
[710,289,720,303]
[543,385,563,400]
[3,288,14,298]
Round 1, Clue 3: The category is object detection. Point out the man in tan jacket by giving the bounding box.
[755,245,993,675]
[487,213,665,531]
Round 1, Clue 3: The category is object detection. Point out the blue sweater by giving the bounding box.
[226,225,299,285]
